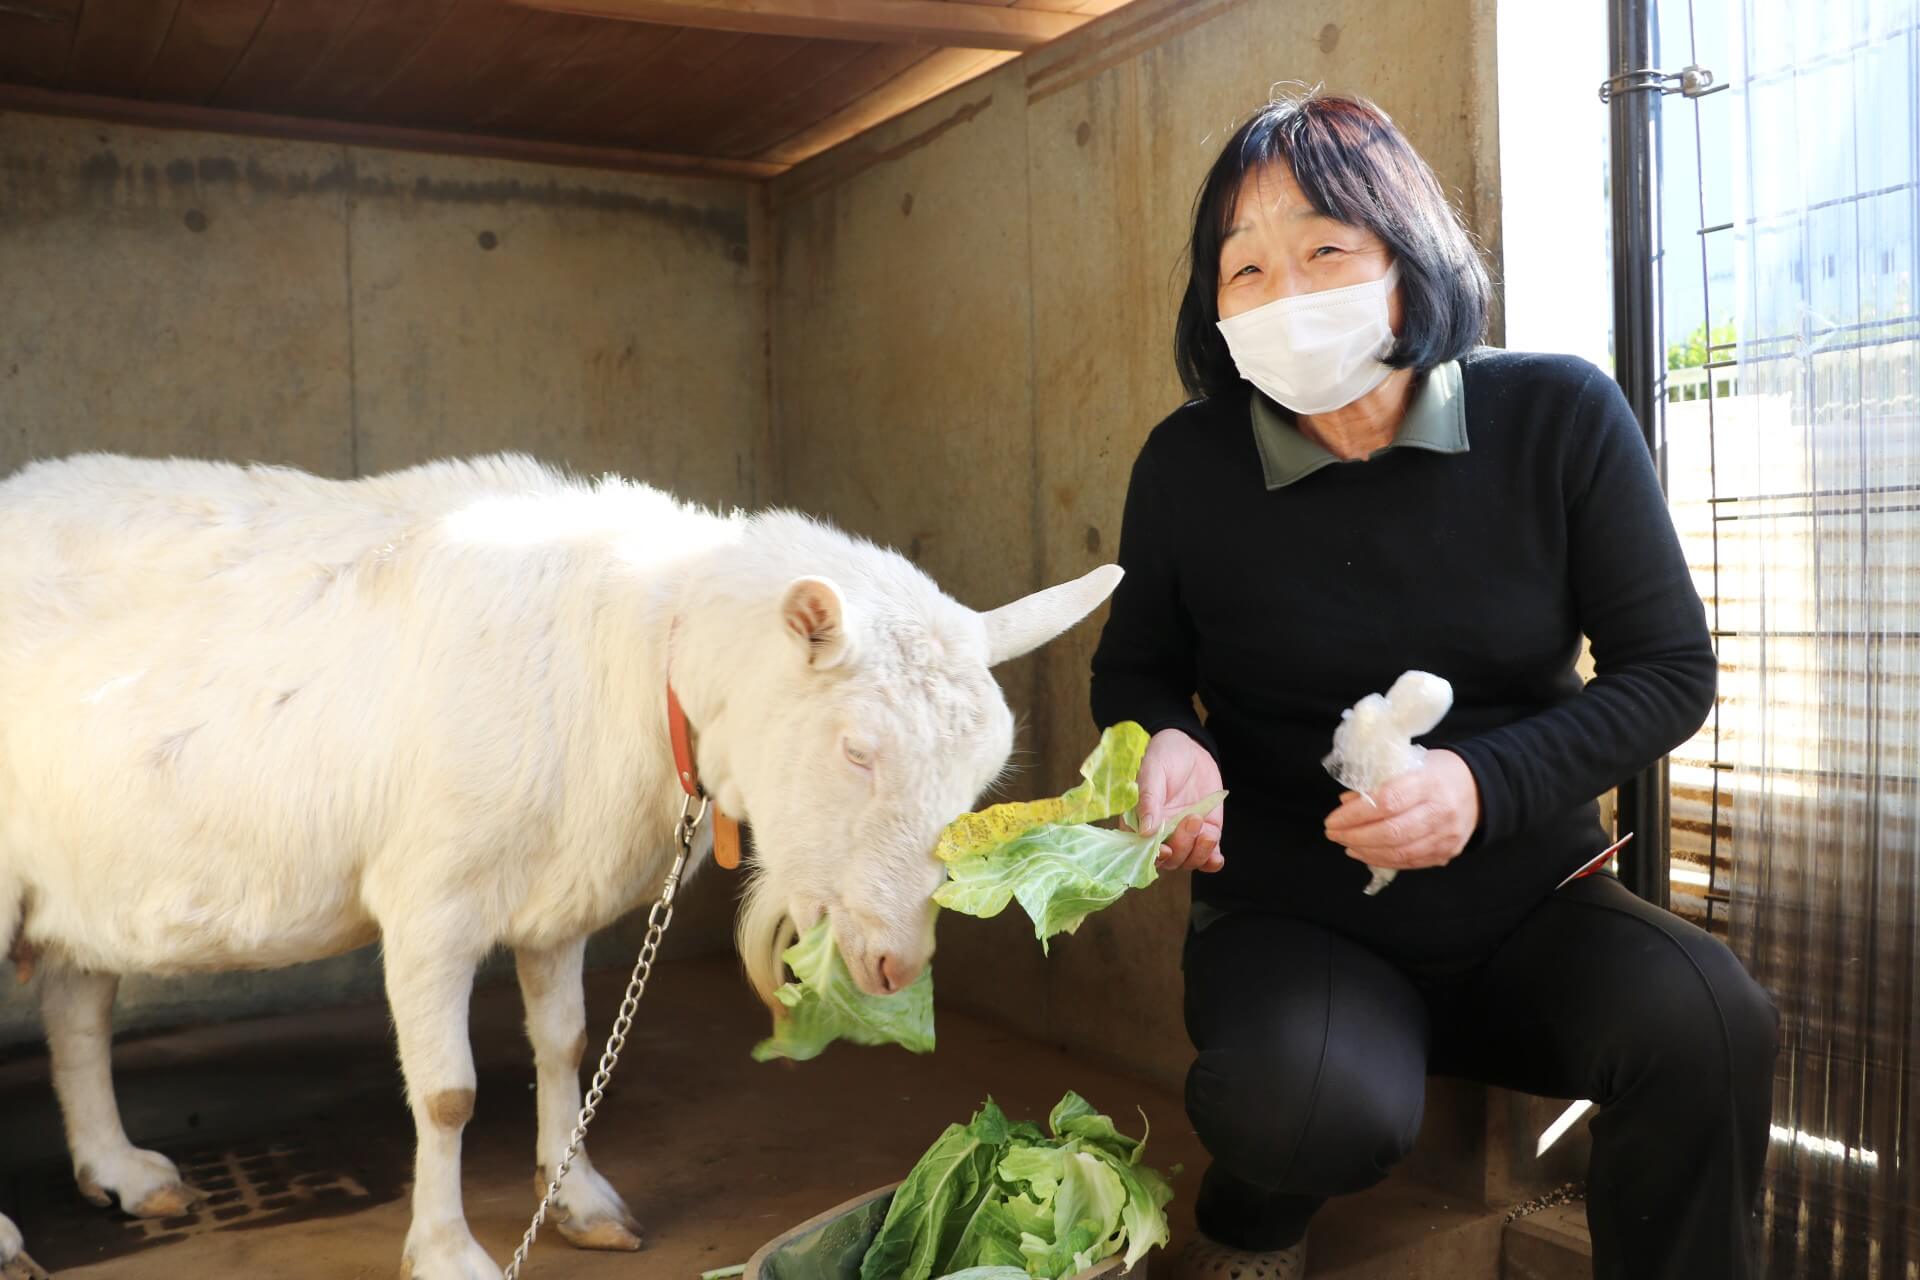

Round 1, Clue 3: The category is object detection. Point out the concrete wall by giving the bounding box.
[770,0,1503,1093]
[0,112,767,1045]
[0,0,1508,1096]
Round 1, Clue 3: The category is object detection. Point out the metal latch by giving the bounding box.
[1599,64,1718,103]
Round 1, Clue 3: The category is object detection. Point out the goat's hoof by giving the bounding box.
[536,1163,643,1252]
[399,1227,501,1280]
[74,1164,111,1209]
[556,1215,643,1251]
[76,1149,200,1219]
[1,1214,49,1280]
[1,1252,51,1280]
[128,1181,203,1219]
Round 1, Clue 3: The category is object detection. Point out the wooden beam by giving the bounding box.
[763,46,1011,177]
[0,84,789,179]
[509,0,1087,52]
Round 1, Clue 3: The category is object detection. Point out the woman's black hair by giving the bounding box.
[1173,92,1492,401]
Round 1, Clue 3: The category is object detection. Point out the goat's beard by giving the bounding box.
[735,873,798,1013]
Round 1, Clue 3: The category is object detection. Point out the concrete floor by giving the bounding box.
[0,955,1501,1279]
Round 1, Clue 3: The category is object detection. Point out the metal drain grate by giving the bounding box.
[140,1136,382,1239]
[3,1128,405,1269]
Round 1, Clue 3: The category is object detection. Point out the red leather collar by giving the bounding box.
[666,678,742,870]
[667,680,701,800]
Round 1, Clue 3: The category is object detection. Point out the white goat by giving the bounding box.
[0,452,1121,1280]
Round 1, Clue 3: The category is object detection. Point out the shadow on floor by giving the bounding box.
[0,954,1500,1278]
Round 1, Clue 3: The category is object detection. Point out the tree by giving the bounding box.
[1667,320,1737,370]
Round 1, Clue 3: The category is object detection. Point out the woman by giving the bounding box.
[1089,93,1778,1280]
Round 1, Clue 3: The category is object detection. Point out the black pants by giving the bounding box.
[1182,874,1779,1279]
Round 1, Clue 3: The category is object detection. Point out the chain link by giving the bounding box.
[502,791,708,1280]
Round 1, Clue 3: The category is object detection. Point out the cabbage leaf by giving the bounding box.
[750,919,934,1063]
[861,1092,1175,1280]
[933,723,1149,863]
[935,793,1227,951]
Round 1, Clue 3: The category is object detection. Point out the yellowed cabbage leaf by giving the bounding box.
[934,722,1148,864]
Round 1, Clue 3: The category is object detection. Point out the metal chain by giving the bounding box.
[502,790,708,1280]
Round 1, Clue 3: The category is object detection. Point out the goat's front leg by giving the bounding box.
[384,934,497,1280]
[1,1212,50,1279]
[515,940,642,1251]
[40,965,201,1219]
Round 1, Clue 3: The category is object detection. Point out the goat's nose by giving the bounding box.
[877,954,902,994]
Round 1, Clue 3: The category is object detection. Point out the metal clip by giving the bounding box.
[675,790,711,851]
[1599,64,1716,103]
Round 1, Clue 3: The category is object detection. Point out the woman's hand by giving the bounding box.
[1137,728,1225,873]
[1323,748,1480,872]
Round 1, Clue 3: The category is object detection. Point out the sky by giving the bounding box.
[1656,0,1917,355]
[1655,0,1738,352]
[1501,0,1917,367]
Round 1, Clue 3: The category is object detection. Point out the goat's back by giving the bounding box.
[0,452,701,973]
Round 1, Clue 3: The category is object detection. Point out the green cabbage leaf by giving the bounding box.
[862,1092,1175,1280]
[750,919,934,1064]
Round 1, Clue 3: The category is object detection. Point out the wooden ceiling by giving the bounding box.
[0,0,1125,178]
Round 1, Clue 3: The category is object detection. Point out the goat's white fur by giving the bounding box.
[0,452,1120,1278]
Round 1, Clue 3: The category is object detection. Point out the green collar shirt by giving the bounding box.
[1248,359,1469,489]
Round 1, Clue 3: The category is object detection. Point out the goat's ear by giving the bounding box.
[781,576,856,668]
[979,564,1124,667]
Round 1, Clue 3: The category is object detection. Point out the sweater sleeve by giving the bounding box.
[1445,368,1717,846]
[1089,436,1218,758]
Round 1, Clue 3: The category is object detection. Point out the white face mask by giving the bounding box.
[1216,262,1400,415]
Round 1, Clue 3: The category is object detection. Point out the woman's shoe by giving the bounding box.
[1175,1230,1307,1279]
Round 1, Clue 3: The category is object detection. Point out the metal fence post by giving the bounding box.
[1607,0,1673,909]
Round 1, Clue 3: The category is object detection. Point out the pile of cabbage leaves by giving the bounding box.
[860,1092,1175,1280]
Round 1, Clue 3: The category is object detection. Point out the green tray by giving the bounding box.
[744,1182,1144,1280]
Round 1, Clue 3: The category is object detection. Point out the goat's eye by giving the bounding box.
[844,742,874,769]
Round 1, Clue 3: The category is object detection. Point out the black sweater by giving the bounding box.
[1089,349,1717,965]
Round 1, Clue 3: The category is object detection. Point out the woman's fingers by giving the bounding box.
[1138,730,1227,874]
[1159,821,1190,871]
[1155,817,1225,873]
[1186,829,1222,872]
[1345,831,1455,870]
[1323,793,1376,835]
[1136,754,1167,833]
[1329,799,1441,855]
[1171,826,1213,872]
[1323,764,1473,873]
[1325,774,1425,834]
